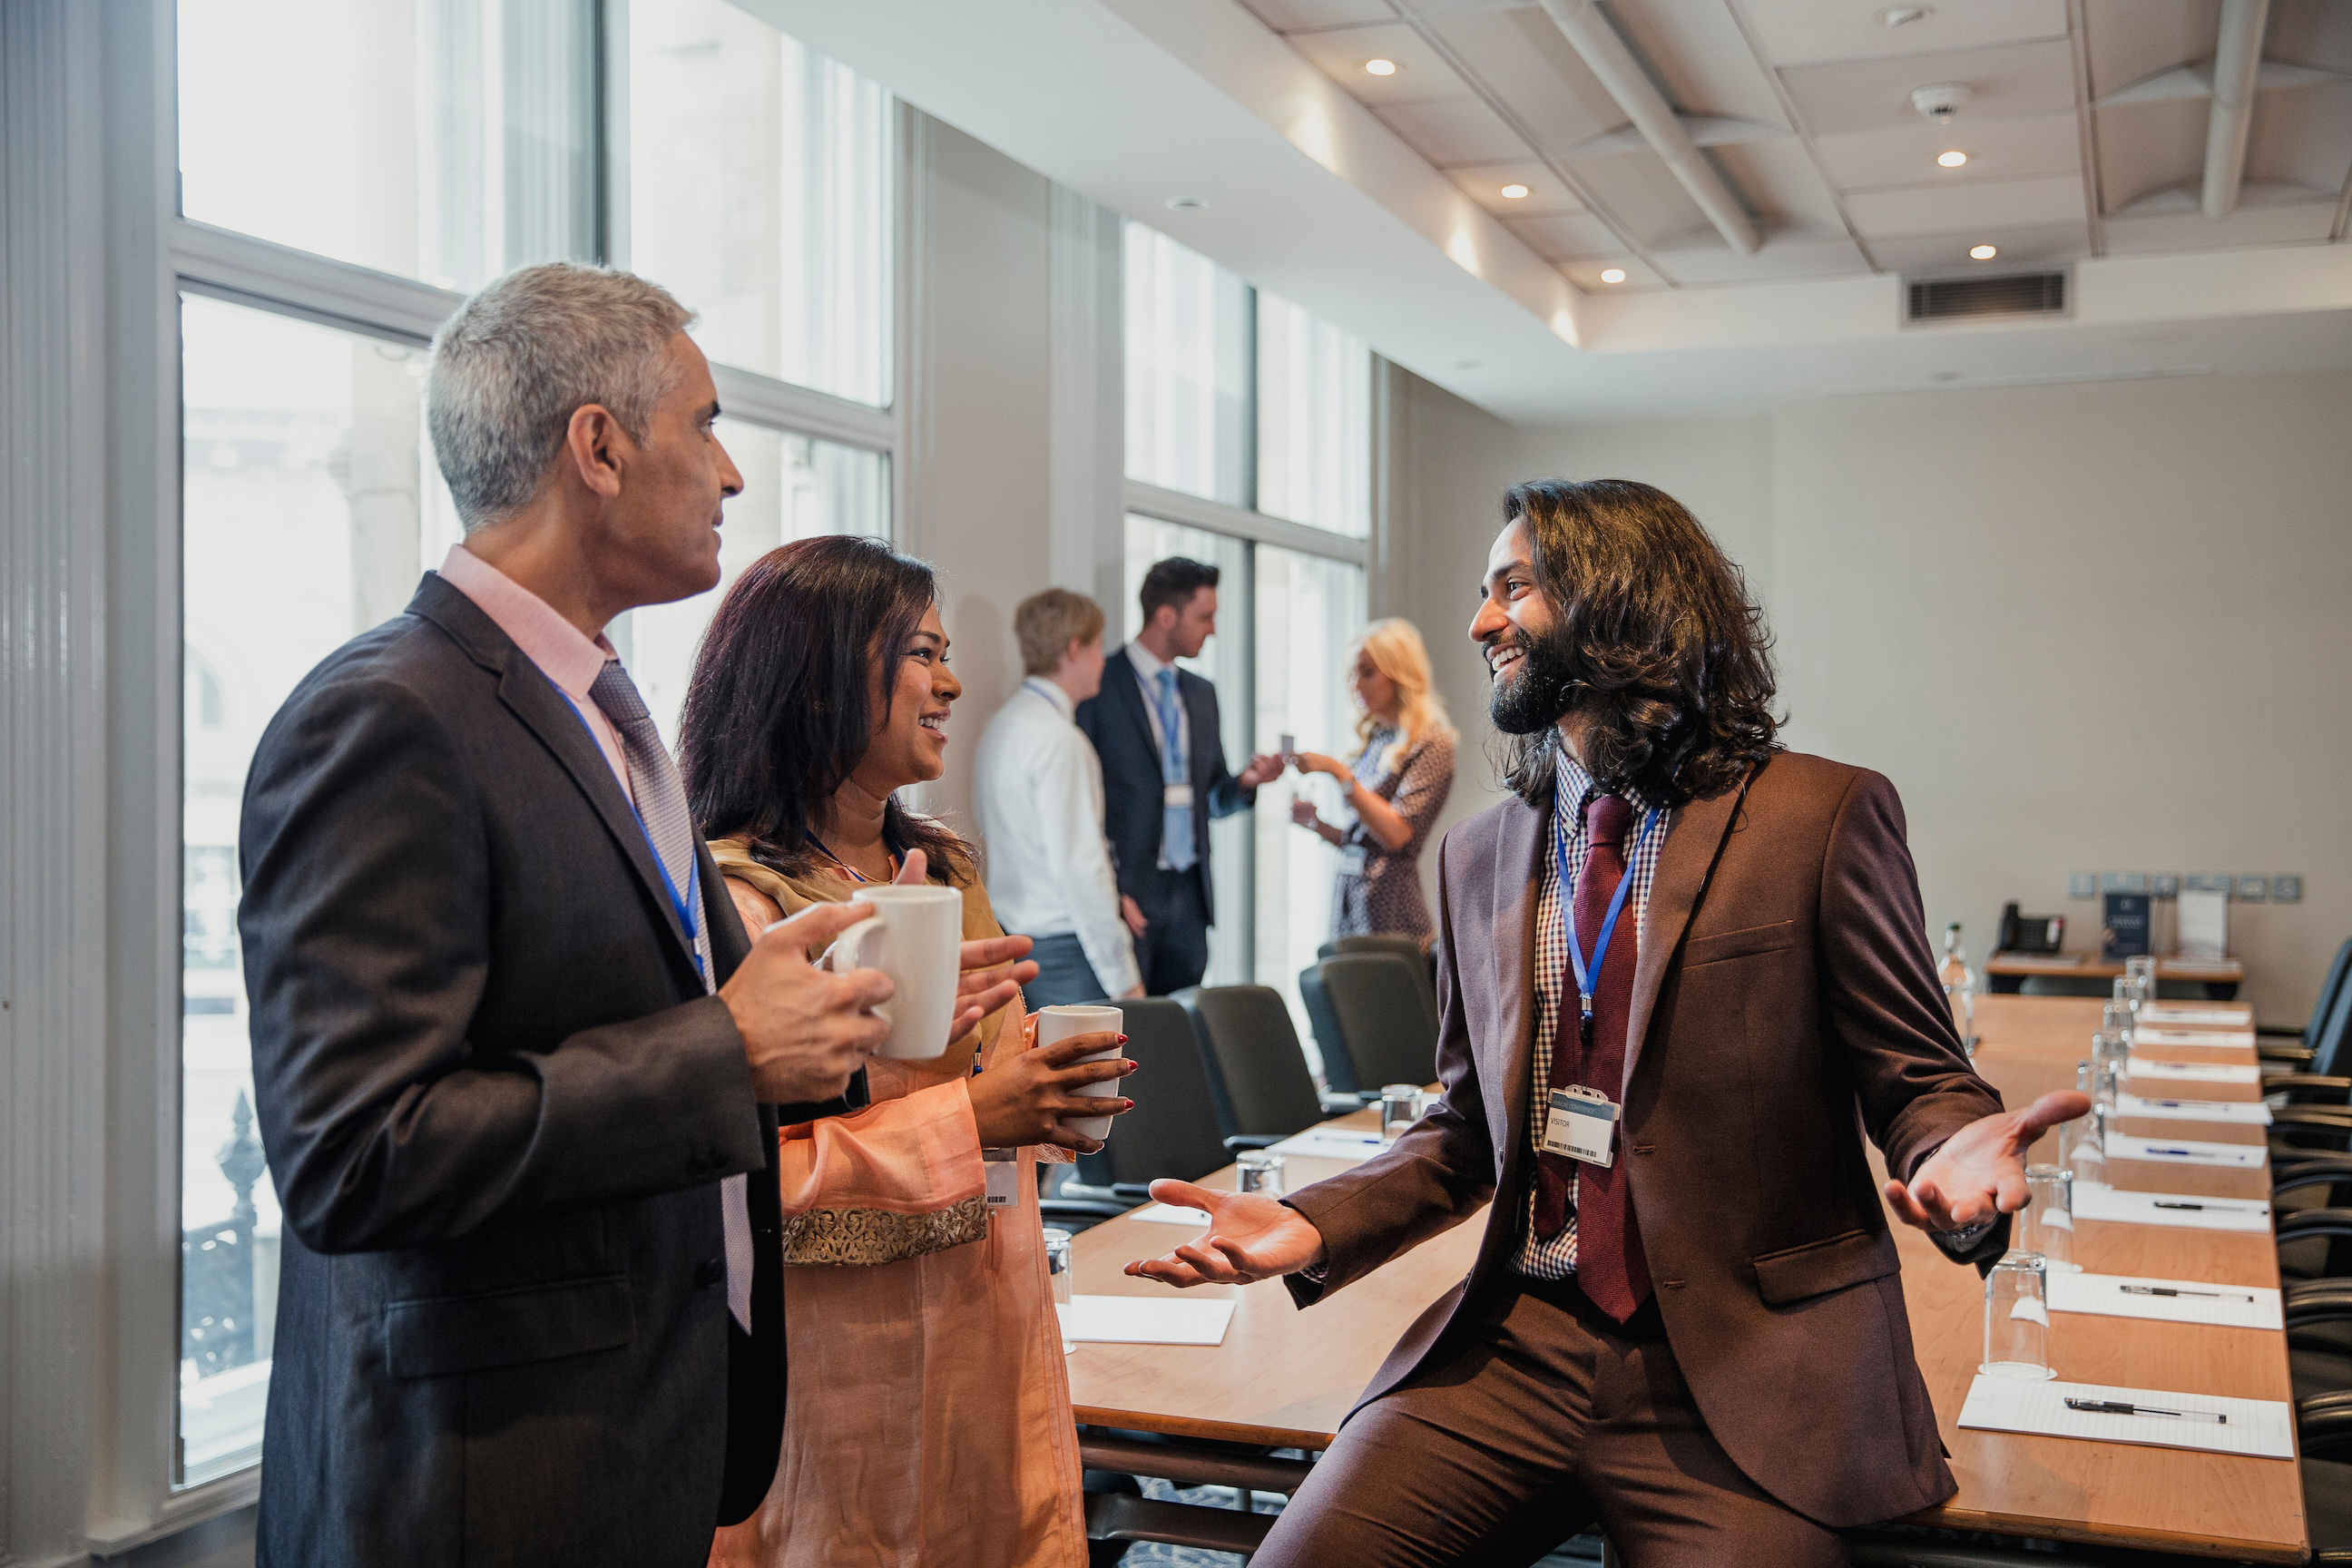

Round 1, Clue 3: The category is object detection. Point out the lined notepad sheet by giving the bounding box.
[2115,1092,2272,1125]
[1131,1203,1211,1227]
[2107,1132,2266,1168]
[2071,1182,2270,1231]
[1958,1377,2292,1458]
[1267,1129,1387,1163]
[2142,1004,2253,1026]
[2134,1027,2256,1048]
[2047,1272,2283,1329]
[1057,1296,1236,1346]
[2129,1058,2259,1085]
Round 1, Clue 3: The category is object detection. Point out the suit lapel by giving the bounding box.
[1108,650,1161,760]
[1182,671,1217,790]
[1489,795,1547,1208]
[1622,769,1755,1093]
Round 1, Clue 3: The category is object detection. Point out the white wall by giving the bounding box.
[1394,368,2352,1028]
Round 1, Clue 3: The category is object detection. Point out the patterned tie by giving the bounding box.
[1153,667,1195,872]
[1533,792,1652,1321]
[588,660,751,1332]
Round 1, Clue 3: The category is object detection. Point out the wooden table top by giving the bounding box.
[1063,995,2303,1560]
[1988,954,2247,982]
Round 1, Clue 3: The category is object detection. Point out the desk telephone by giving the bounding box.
[1998,902,2065,954]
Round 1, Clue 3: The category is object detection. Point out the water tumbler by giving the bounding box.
[1982,1252,2053,1380]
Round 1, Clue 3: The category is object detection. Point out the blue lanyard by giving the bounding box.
[1151,671,1186,774]
[1553,802,1660,1026]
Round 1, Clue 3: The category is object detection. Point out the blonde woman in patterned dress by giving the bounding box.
[679,536,1132,1568]
[1289,618,1458,951]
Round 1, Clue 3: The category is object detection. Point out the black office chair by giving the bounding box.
[2268,973,2352,1102]
[1178,985,1328,1152]
[2266,935,2352,1070]
[1299,955,1437,1095]
[2298,1390,2352,1562]
[1320,933,1437,1024]
[1063,997,1230,1203]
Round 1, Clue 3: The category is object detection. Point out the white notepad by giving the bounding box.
[2107,1132,2266,1168]
[2129,1058,2259,1085]
[2115,1092,2272,1125]
[2071,1182,2270,1231]
[1057,1295,1236,1346]
[2134,1028,2255,1048]
[2046,1271,2283,1329]
[1267,1129,1387,1163]
[1130,1202,1210,1227]
[2142,1005,2253,1026]
[1957,1377,2291,1458]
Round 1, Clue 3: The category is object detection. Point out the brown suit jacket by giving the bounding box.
[1282,750,2004,1529]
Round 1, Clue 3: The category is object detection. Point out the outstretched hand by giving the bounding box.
[1883,1090,2090,1233]
[1122,1179,1328,1289]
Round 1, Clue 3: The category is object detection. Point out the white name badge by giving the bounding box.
[983,1149,1021,1209]
[1540,1085,1617,1168]
[1162,784,1195,808]
[1336,846,1368,877]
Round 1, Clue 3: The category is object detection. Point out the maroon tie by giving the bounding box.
[1533,792,1652,1321]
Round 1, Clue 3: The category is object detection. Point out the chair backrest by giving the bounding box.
[2310,935,2352,1053]
[1298,966,1358,1094]
[1178,985,1327,1140]
[2312,959,2352,1077]
[1318,934,1438,1032]
[1303,955,1439,1093]
[1073,998,1230,1191]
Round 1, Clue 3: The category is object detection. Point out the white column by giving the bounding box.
[1046,184,1125,617]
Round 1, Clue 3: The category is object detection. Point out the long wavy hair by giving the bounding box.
[1349,618,1454,775]
[680,534,973,884]
[1496,477,1779,809]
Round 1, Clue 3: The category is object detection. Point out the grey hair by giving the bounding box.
[426,262,698,531]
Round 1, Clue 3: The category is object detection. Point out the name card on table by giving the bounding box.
[2071,1183,2269,1231]
[1267,1129,1387,1163]
[2046,1271,2283,1329]
[2115,1092,2272,1126]
[2106,1133,2266,1169]
[1057,1296,1236,1346]
[2134,1027,2255,1049]
[1131,1203,1211,1227]
[2141,1004,2253,1027]
[1958,1377,2292,1459]
[2128,1058,2259,1085]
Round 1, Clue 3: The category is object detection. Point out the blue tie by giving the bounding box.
[1153,667,1195,872]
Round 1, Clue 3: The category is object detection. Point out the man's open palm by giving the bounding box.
[1124,1179,1327,1288]
[1884,1089,2089,1233]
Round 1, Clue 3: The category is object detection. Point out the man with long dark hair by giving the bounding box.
[1129,479,2086,1565]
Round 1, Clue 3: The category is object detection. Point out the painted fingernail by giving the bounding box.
[1117,1034,1128,1043]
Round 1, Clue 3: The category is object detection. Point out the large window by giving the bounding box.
[1122,226,1376,1061]
[168,4,898,1490]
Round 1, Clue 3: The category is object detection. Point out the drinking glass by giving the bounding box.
[2066,1063,2107,1174]
[2090,1031,2124,1071]
[2016,1165,2077,1271]
[1982,1252,2053,1380]
[1235,1151,1287,1199]
[1381,1084,1428,1142]
[2102,999,2136,1045]
[1043,1227,1075,1354]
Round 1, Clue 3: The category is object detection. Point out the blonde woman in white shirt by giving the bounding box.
[975,590,1145,1005]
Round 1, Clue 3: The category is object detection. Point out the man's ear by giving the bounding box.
[563,403,627,501]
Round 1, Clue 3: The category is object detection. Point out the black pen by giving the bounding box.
[2119,1284,2255,1301]
[2064,1397,2227,1424]
[2151,1200,2259,1212]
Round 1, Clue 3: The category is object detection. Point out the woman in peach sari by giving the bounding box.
[681,536,1131,1568]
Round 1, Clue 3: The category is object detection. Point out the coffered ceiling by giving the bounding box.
[1239,0,2352,290]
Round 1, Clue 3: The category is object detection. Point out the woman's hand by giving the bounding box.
[893,850,1041,1045]
[1289,798,1341,845]
[965,1018,1134,1152]
[1289,750,1348,782]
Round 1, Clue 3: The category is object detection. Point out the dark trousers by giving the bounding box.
[1130,866,1210,995]
[1021,933,1112,1007]
[1254,1278,1846,1568]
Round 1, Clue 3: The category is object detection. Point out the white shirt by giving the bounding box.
[975,678,1142,996]
[1125,642,1194,872]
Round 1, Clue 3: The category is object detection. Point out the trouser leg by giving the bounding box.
[1134,868,1209,995]
[1020,933,1110,1007]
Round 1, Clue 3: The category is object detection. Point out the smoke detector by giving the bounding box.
[1911,83,1973,122]
[1876,5,1932,24]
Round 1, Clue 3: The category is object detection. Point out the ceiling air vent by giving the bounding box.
[1906,271,2066,323]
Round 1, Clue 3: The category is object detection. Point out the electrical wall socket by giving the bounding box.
[2068,871,2097,900]
[2184,873,2233,893]
[2274,875,2304,904]
[2101,872,2149,894]
[2151,874,2179,899]
[2235,875,2269,902]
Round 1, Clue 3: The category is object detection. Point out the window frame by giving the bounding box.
[94,0,920,1537]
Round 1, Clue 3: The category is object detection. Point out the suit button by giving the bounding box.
[1661,1279,1687,1289]
[694,1258,726,1289]
[1632,1143,1655,1154]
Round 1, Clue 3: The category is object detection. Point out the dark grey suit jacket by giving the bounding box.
[1073,647,1252,922]
[1282,753,2005,1528]
[239,573,860,1567]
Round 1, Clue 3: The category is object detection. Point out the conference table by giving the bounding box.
[1985,952,2245,999]
[1063,994,2304,1562]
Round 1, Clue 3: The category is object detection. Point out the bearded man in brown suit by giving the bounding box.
[1129,478,2087,1566]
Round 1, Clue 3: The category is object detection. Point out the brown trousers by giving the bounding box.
[1253,1279,1847,1568]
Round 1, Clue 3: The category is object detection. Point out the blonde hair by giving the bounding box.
[1351,618,1453,774]
[1014,588,1106,677]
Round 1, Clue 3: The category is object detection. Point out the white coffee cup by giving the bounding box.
[1037,1004,1125,1142]
[817,884,964,1060]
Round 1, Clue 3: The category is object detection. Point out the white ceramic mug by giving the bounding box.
[1037,1004,1125,1142]
[817,884,964,1060]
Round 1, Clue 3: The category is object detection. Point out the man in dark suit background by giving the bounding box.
[1076,557,1282,994]
[1128,480,2086,1565]
[238,262,1031,1567]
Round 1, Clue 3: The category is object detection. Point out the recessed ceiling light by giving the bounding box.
[1455,359,1482,370]
[1969,243,1998,260]
[1877,5,1931,25]
[1599,268,1627,284]
[1165,196,1210,211]
[1937,150,1968,168]
[1500,183,1530,199]
[1364,58,1397,76]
